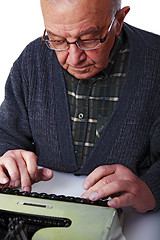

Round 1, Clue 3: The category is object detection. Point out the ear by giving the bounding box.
[114,6,130,36]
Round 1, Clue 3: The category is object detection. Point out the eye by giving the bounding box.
[46,31,65,42]
[48,40,67,50]
[78,39,100,49]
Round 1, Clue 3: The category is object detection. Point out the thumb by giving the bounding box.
[35,168,53,183]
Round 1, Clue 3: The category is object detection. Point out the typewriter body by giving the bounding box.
[0,188,124,240]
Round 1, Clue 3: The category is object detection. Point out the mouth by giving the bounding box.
[70,65,92,72]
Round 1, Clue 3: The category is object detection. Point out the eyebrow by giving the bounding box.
[46,26,100,38]
[79,27,100,37]
[47,30,60,37]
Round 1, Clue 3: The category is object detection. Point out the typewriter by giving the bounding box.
[0,188,124,240]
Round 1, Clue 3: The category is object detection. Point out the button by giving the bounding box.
[78,113,84,119]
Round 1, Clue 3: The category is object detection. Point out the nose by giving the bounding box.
[67,43,87,65]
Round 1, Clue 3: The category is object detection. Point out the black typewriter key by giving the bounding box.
[39,193,48,198]
[44,220,51,225]
[56,222,61,227]
[48,194,58,200]
[47,220,53,226]
[27,218,31,223]
[58,195,66,201]
[64,221,70,227]
[32,219,38,224]
[89,200,96,205]
[12,189,20,195]
[3,187,14,194]
[97,199,108,206]
[19,191,29,196]
[36,219,42,224]
[65,196,75,202]
[29,192,39,198]
[75,197,85,203]
[80,198,88,204]
[57,221,66,227]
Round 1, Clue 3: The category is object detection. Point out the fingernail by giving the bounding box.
[47,169,53,176]
[47,169,51,174]
[81,193,88,199]
[108,200,116,208]
[83,182,90,190]
[15,180,20,187]
[1,178,8,184]
[23,186,31,192]
[89,192,98,201]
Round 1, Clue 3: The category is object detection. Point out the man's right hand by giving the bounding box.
[0,149,53,192]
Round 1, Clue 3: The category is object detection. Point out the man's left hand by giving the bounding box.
[81,164,156,213]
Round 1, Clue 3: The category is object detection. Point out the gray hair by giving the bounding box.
[111,0,121,15]
[46,0,121,14]
[47,0,121,7]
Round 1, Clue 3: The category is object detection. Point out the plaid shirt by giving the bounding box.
[63,30,129,168]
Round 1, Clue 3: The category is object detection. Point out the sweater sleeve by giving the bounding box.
[140,119,160,211]
[0,59,35,156]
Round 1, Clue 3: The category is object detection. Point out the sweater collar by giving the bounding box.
[51,23,145,174]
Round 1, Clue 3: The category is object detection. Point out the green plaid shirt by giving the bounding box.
[63,30,129,168]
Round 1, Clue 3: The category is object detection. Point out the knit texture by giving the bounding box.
[0,23,160,210]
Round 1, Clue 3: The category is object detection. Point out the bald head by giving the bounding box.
[49,0,76,3]
[40,0,129,79]
[47,0,77,4]
[41,0,121,17]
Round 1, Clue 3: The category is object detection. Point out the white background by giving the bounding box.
[0,0,159,104]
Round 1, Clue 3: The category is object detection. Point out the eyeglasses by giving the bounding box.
[42,16,115,51]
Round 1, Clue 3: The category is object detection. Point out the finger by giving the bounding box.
[84,173,116,195]
[1,157,21,187]
[82,180,133,201]
[107,192,135,209]
[34,168,53,183]
[82,165,117,190]
[20,150,38,181]
[15,154,32,192]
[81,174,115,199]
[0,165,10,185]
[0,150,37,191]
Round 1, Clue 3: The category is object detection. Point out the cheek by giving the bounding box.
[84,50,103,64]
[55,51,68,66]
[88,48,109,67]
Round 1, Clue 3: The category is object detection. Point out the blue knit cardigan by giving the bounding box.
[0,23,160,210]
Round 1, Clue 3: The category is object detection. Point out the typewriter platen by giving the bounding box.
[0,188,124,240]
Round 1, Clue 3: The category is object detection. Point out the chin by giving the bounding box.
[67,68,102,79]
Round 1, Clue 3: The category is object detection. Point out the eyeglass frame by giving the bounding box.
[42,15,116,51]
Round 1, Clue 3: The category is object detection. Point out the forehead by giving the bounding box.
[41,0,112,36]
